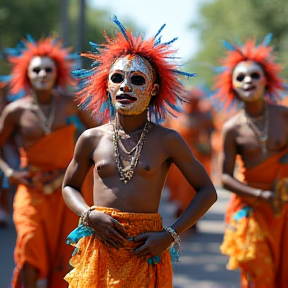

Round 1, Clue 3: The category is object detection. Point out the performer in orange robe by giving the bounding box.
[0,37,98,288]
[166,88,215,219]
[12,126,79,288]
[221,149,288,288]
[213,35,288,288]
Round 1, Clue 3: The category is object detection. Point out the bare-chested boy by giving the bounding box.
[62,16,217,287]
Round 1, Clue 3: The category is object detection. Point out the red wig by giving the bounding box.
[213,37,284,109]
[74,16,195,122]
[8,37,74,94]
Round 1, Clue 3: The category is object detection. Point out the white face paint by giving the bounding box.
[107,55,158,116]
[27,56,57,91]
[232,61,267,102]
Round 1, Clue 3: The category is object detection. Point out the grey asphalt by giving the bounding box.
[0,187,240,288]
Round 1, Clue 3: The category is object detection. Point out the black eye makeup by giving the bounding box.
[111,73,124,83]
[131,75,146,86]
[251,72,260,79]
[236,72,261,82]
[32,67,54,74]
[236,74,245,82]
[110,73,146,86]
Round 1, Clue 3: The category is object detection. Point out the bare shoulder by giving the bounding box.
[77,123,111,146]
[222,112,242,135]
[150,122,186,151]
[150,122,181,140]
[270,102,288,117]
[1,97,31,118]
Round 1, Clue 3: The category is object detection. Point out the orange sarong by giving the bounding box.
[220,148,288,288]
[65,206,173,288]
[12,125,79,288]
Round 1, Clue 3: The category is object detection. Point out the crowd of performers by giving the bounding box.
[0,16,287,288]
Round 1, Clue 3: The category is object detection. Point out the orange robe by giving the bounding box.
[65,207,173,288]
[12,125,79,288]
[220,149,288,288]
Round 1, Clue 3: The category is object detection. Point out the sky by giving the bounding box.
[88,0,213,62]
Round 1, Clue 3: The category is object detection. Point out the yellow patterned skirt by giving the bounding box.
[65,207,173,288]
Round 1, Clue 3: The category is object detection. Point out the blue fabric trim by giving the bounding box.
[66,223,94,245]
[231,206,252,222]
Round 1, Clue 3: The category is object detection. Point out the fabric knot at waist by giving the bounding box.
[27,165,66,194]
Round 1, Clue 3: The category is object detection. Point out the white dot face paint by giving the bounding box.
[107,55,157,116]
[27,56,57,91]
[232,61,267,102]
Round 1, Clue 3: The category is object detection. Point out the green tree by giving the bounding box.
[187,0,288,87]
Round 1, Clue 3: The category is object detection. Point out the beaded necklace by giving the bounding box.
[112,120,149,184]
[33,93,56,134]
[245,103,269,156]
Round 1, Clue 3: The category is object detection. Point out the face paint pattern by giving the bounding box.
[108,55,157,116]
[27,56,57,91]
[232,61,267,102]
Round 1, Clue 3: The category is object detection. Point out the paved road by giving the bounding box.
[0,187,240,288]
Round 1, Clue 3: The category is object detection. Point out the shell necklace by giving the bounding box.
[33,92,56,134]
[112,119,149,184]
[245,103,269,156]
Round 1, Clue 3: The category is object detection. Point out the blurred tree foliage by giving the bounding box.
[0,0,59,74]
[0,0,138,74]
[187,0,288,87]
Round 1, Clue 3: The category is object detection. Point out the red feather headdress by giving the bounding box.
[8,37,74,94]
[213,34,284,109]
[73,16,196,123]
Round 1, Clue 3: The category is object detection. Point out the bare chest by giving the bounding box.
[92,135,168,180]
[18,105,72,147]
[237,113,288,165]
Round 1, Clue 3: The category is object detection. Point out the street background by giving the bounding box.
[0,187,240,288]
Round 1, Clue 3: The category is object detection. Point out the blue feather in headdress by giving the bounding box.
[110,15,129,42]
[222,39,237,51]
[262,33,273,47]
[162,37,178,46]
[154,24,166,41]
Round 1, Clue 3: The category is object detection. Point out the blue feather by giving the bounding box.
[89,41,100,52]
[71,69,94,78]
[100,101,108,114]
[154,36,162,47]
[262,33,273,47]
[66,52,80,60]
[162,37,178,46]
[110,15,129,41]
[222,40,236,51]
[154,24,166,40]
[25,34,36,44]
[0,75,11,82]
[91,61,100,68]
[172,70,196,78]
[165,100,182,112]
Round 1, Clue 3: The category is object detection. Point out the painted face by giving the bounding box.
[107,55,158,116]
[27,56,57,91]
[232,61,267,102]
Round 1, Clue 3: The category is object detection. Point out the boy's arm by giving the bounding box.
[166,130,217,235]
